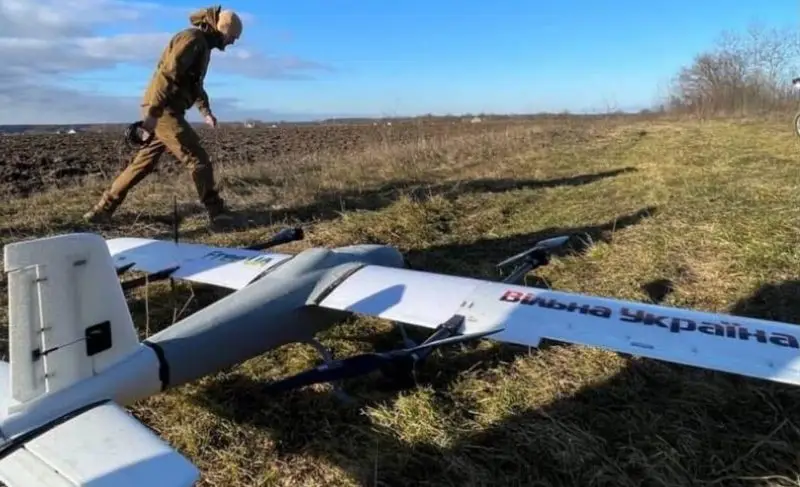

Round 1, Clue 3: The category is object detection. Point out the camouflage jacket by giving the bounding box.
[141,6,225,119]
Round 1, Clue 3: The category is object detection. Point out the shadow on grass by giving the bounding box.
[193,352,800,486]
[187,276,800,486]
[185,205,800,486]
[146,166,637,240]
[403,205,658,278]
[729,280,800,325]
[641,278,674,304]
[0,167,637,243]
[236,166,636,225]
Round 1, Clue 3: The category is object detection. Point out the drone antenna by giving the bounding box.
[172,195,179,245]
[169,195,179,322]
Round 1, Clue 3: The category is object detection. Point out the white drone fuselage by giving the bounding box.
[1,232,800,486]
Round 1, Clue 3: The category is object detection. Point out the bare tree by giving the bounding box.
[664,23,800,117]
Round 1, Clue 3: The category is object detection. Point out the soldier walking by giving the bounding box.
[84,5,243,230]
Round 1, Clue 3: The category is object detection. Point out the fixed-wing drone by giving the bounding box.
[0,228,799,486]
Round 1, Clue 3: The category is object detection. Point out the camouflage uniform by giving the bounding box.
[84,6,242,227]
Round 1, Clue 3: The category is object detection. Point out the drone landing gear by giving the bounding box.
[302,337,355,404]
[394,321,416,348]
[382,315,467,387]
[262,315,501,397]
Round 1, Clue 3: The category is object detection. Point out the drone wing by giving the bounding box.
[106,237,294,291]
[0,365,198,487]
[312,265,800,386]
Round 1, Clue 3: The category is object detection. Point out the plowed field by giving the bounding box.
[0,119,542,198]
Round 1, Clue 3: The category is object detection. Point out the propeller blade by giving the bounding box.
[246,227,304,251]
[496,235,571,269]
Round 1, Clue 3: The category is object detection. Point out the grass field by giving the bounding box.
[2,114,800,486]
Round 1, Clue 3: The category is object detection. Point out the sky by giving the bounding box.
[0,0,798,124]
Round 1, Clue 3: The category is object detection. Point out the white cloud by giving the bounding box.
[0,0,331,124]
[0,0,166,38]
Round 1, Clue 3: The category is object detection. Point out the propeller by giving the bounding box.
[262,327,504,393]
[245,227,304,251]
[496,235,572,284]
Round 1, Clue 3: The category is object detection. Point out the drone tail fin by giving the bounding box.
[3,233,140,413]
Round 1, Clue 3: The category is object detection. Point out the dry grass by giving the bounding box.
[2,115,800,486]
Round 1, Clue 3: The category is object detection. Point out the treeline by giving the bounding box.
[662,24,800,117]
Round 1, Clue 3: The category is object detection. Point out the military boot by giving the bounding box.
[206,202,239,231]
[82,201,116,224]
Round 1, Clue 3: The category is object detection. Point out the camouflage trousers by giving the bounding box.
[95,110,225,216]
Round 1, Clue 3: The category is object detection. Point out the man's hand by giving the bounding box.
[204,113,217,128]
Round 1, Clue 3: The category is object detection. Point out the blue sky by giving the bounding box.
[6,0,800,123]
[233,0,799,116]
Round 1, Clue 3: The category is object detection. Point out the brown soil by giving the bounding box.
[0,120,540,198]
